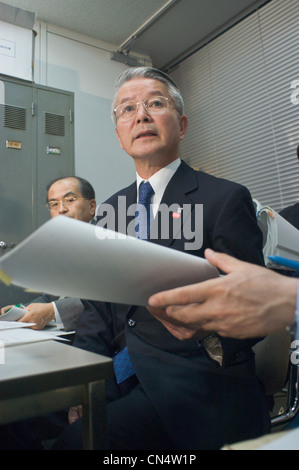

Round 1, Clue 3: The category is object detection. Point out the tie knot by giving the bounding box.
[138,181,154,205]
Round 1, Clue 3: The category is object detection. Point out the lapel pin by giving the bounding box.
[172,207,183,218]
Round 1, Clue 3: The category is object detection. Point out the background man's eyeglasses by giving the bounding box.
[46,196,89,210]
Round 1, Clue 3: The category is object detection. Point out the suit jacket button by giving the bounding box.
[128,318,136,327]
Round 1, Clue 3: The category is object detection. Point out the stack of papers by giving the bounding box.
[0,322,65,347]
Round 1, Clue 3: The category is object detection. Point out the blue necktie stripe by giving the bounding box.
[113,346,135,384]
[135,181,154,240]
[113,181,155,384]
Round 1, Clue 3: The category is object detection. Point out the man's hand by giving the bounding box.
[17,303,56,330]
[148,249,298,339]
[68,405,82,425]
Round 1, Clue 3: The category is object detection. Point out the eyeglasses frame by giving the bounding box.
[114,96,172,122]
[46,196,90,211]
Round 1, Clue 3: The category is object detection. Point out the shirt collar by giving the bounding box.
[136,157,181,201]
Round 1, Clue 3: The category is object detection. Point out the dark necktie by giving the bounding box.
[113,181,155,384]
[113,345,135,384]
[135,181,154,240]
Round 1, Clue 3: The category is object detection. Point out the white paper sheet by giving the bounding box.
[0,321,35,330]
[0,328,60,347]
[0,216,218,306]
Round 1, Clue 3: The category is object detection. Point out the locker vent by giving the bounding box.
[45,112,65,136]
[3,104,26,130]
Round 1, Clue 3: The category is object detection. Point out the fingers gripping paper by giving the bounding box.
[0,216,218,306]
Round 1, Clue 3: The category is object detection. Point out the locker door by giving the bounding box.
[0,78,74,307]
[0,78,35,245]
[36,87,75,227]
[0,78,37,306]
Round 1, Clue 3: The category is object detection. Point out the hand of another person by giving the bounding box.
[148,249,298,339]
[68,405,83,425]
[18,302,56,330]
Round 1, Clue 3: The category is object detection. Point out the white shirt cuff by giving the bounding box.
[51,301,64,329]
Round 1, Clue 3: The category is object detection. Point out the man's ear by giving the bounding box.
[90,199,97,217]
[179,114,188,141]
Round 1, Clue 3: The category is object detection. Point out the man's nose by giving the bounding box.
[135,102,152,122]
[58,201,68,213]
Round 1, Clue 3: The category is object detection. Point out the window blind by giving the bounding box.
[170,0,299,212]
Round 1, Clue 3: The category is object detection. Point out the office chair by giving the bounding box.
[253,331,299,428]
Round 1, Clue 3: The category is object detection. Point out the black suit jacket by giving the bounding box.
[74,161,270,449]
[280,202,299,230]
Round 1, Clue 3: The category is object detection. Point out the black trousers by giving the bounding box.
[0,411,68,450]
[51,383,175,450]
[0,383,174,450]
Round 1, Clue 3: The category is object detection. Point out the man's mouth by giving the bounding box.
[135,130,157,139]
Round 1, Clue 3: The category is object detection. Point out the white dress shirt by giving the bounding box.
[136,157,181,219]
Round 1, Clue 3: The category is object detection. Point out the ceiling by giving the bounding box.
[0,0,268,69]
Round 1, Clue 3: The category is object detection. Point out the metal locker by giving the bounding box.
[36,85,75,228]
[0,77,35,245]
[0,74,74,306]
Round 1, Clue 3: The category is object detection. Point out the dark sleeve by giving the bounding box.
[206,184,265,359]
[279,205,299,230]
[210,184,264,267]
[72,300,116,358]
[54,298,84,331]
[72,300,126,402]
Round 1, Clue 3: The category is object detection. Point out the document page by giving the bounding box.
[0,327,60,347]
[0,321,35,330]
[0,216,218,306]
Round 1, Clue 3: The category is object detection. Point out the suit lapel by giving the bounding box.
[150,161,199,248]
[98,161,200,248]
[117,183,137,236]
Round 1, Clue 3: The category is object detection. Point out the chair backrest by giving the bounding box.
[253,331,291,396]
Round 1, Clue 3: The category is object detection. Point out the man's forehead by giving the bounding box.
[117,77,168,100]
[48,178,80,197]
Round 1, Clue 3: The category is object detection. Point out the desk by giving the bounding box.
[0,340,113,449]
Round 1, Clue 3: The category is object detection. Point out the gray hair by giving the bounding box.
[111,67,185,124]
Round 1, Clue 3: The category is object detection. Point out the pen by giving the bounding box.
[268,255,299,271]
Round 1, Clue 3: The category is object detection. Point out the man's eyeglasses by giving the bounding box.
[114,96,172,122]
[46,196,88,210]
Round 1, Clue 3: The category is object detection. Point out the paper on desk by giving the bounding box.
[0,216,218,306]
[0,327,60,347]
[0,321,36,330]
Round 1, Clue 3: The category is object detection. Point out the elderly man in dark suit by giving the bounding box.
[54,67,270,450]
